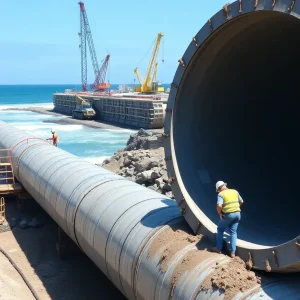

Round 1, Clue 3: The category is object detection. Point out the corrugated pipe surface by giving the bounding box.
[0,121,300,299]
[164,0,300,272]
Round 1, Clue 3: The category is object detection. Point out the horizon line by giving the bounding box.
[0,83,171,86]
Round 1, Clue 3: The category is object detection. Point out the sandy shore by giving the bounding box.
[4,107,163,132]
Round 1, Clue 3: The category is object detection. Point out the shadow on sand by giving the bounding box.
[0,196,126,300]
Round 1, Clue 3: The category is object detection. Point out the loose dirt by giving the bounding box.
[148,221,262,299]
[170,249,215,291]
[148,222,202,272]
[200,256,261,300]
[148,221,217,292]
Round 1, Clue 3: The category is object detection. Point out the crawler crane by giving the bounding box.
[78,2,110,92]
[134,33,164,93]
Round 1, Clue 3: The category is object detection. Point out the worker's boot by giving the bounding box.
[230,253,235,258]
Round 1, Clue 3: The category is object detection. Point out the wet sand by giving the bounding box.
[4,107,163,132]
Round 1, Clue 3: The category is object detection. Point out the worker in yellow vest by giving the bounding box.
[210,181,243,258]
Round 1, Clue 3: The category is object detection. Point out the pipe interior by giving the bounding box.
[174,11,300,247]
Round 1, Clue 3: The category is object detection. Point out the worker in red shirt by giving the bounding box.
[47,130,59,147]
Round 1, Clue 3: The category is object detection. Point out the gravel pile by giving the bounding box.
[101,129,174,198]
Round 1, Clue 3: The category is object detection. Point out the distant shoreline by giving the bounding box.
[4,107,60,116]
[4,107,162,132]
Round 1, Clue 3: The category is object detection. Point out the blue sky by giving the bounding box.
[0,0,228,85]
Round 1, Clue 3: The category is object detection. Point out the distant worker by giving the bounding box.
[47,130,59,147]
[210,181,243,258]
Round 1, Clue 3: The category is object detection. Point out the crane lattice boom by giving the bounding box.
[91,54,110,91]
[134,33,164,93]
[79,2,87,91]
[78,2,110,91]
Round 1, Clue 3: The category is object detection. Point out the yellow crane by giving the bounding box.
[75,94,90,106]
[134,33,164,93]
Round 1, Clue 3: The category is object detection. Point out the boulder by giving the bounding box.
[98,129,173,198]
[131,155,140,162]
[149,157,160,168]
[126,168,135,177]
[146,136,160,149]
[102,158,110,165]
[159,169,169,182]
[159,169,167,176]
[126,134,136,146]
[163,183,172,192]
[135,170,155,183]
[28,217,42,228]
[135,158,152,172]
[123,157,132,167]
[138,128,153,137]
[155,177,164,185]
[10,217,18,228]
[142,170,153,181]
[151,170,160,179]
[19,219,28,229]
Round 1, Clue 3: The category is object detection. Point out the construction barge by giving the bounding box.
[53,91,168,129]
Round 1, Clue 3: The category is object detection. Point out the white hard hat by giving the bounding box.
[216,181,227,192]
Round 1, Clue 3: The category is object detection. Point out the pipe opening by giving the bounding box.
[174,11,300,247]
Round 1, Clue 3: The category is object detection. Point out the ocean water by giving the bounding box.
[0,84,162,164]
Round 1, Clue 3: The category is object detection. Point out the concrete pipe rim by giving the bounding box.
[164,1,300,270]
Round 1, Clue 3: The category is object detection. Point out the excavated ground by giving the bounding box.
[0,197,125,300]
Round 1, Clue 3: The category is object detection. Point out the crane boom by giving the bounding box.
[79,2,100,83]
[91,54,111,91]
[134,68,144,86]
[75,94,90,106]
[79,3,87,91]
[144,33,163,89]
[78,2,110,91]
[134,33,164,93]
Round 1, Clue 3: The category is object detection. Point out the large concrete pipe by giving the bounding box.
[164,0,300,272]
[1,121,300,298]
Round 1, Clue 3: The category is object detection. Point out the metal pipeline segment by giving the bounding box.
[164,0,300,272]
[1,121,300,299]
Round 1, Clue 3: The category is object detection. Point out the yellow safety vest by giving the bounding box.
[219,189,241,213]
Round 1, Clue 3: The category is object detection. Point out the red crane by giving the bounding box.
[78,2,110,92]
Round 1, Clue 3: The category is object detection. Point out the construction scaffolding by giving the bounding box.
[0,149,22,194]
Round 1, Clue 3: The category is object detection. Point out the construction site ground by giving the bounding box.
[0,197,125,300]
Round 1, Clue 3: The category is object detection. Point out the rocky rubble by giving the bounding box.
[101,129,174,198]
